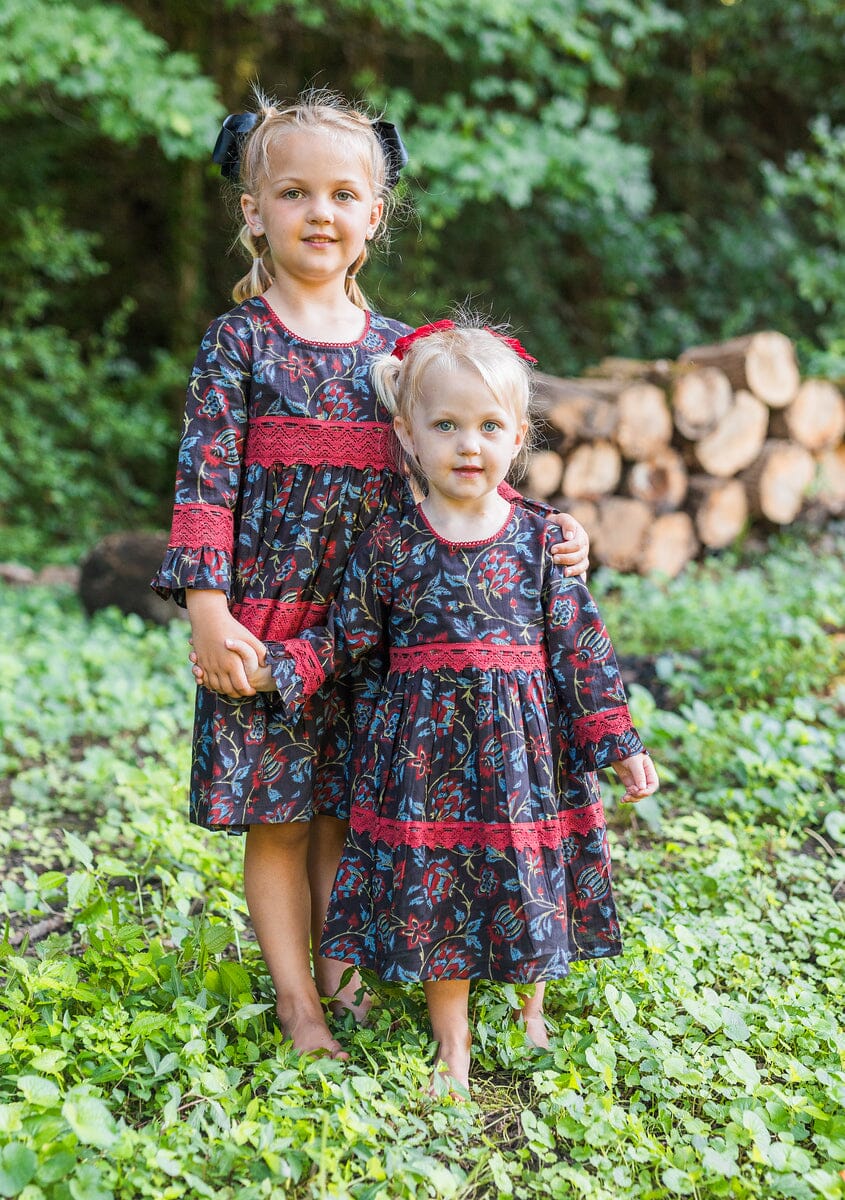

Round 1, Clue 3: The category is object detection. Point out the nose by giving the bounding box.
[307,195,333,224]
[457,430,481,455]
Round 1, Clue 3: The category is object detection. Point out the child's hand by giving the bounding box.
[611,753,659,803]
[549,513,589,576]
[191,639,275,692]
[186,590,267,698]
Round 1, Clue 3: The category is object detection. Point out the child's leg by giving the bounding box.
[308,814,371,1020]
[515,981,550,1049]
[243,822,347,1059]
[423,979,472,1091]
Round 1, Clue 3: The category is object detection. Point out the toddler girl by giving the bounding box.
[224,320,659,1090]
[155,90,591,1059]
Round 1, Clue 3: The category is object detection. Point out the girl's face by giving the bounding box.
[240,128,383,289]
[395,364,528,509]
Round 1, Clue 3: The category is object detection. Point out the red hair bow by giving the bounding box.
[391,320,537,364]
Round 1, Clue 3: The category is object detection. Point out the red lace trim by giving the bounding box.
[232,598,329,641]
[278,638,326,697]
[245,416,395,470]
[573,706,633,747]
[389,641,547,673]
[350,801,606,851]
[168,503,233,551]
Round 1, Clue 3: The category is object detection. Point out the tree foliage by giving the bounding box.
[2,0,844,558]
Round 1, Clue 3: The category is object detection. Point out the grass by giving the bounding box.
[0,525,844,1199]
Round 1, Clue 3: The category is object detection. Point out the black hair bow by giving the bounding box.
[373,120,409,189]
[212,112,260,180]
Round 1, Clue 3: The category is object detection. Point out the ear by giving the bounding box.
[393,414,415,456]
[366,197,385,242]
[241,192,264,236]
[511,418,529,459]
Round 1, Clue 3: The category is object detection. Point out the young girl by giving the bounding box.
[221,321,659,1091]
[153,90,591,1060]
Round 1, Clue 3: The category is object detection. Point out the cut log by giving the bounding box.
[671,366,733,441]
[524,450,564,499]
[687,476,749,549]
[693,390,769,477]
[592,497,653,572]
[561,440,622,500]
[584,356,674,386]
[678,332,799,407]
[626,448,688,512]
[814,446,845,515]
[772,379,845,451]
[642,512,699,578]
[741,439,815,524]
[615,382,673,460]
[534,374,618,441]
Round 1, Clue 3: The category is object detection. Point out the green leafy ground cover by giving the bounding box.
[1,529,844,1200]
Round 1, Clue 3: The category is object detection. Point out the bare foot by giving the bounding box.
[428,1032,471,1098]
[515,1011,551,1050]
[277,1001,349,1060]
[315,958,373,1023]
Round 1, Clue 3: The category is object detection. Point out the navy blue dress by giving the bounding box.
[266,503,645,982]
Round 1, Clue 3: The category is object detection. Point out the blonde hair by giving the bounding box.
[373,322,537,485]
[229,88,393,309]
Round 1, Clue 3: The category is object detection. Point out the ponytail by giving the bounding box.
[232,225,275,303]
[371,354,402,414]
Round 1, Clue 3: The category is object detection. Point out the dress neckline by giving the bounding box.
[417,502,516,549]
[256,295,372,348]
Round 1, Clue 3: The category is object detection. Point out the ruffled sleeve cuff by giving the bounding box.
[264,639,329,715]
[571,707,645,772]
[150,546,233,607]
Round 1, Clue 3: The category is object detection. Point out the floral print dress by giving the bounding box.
[152,296,411,829]
[266,503,645,982]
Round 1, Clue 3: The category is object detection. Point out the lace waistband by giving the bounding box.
[389,642,548,674]
[244,416,395,471]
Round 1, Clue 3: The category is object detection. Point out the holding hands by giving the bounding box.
[186,590,267,698]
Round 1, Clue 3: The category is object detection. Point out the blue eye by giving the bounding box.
[435,420,454,432]
[482,421,501,432]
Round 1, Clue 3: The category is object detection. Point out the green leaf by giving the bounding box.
[0,1144,36,1197]
[62,1094,118,1148]
[63,831,93,870]
[216,961,251,999]
[724,1049,761,1092]
[16,1075,60,1107]
[200,924,233,955]
[68,1163,113,1200]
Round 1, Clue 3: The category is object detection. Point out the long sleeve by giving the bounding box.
[151,313,251,606]
[541,527,644,772]
[263,517,397,712]
[499,480,558,520]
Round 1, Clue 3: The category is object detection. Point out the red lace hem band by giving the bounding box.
[278,638,326,697]
[350,801,606,851]
[389,641,548,674]
[168,503,233,551]
[232,598,330,641]
[573,706,633,747]
[245,416,395,470]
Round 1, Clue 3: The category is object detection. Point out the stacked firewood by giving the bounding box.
[526,332,845,576]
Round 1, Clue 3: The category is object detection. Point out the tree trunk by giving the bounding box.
[678,331,799,407]
[687,476,748,549]
[561,441,622,500]
[741,439,815,523]
[693,390,769,476]
[584,356,674,386]
[615,382,673,460]
[592,497,653,571]
[671,366,733,440]
[771,379,845,451]
[626,448,688,512]
[642,512,699,577]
